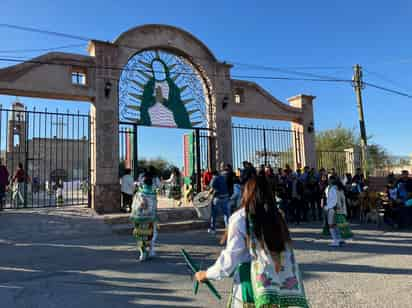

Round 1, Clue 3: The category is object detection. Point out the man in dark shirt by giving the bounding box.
[220,163,235,196]
[208,170,230,234]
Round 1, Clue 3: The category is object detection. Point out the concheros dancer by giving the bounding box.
[129,171,158,261]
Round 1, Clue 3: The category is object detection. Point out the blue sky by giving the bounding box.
[0,0,411,167]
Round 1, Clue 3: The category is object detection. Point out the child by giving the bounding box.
[130,173,158,261]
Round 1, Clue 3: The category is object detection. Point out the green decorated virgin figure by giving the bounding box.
[139,59,192,129]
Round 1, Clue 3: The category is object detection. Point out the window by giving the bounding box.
[234,94,241,104]
[71,68,87,85]
[234,88,244,104]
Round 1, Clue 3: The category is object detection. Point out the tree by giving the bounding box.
[315,124,357,151]
[316,125,390,174]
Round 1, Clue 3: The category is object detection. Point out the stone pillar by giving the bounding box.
[89,42,121,213]
[289,94,316,169]
[210,63,233,168]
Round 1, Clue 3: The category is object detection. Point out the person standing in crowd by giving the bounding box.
[325,176,345,247]
[395,170,412,203]
[164,167,182,205]
[208,170,230,234]
[265,165,277,198]
[202,168,213,191]
[220,163,235,197]
[289,173,303,224]
[130,170,158,261]
[284,164,293,176]
[386,172,396,185]
[306,168,320,221]
[300,166,310,182]
[0,159,9,210]
[195,175,308,308]
[276,168,290,222]
[56,179,64,206]
[120,168,135,213]
[352,168,365,190]
[229,177,241,212]
[148,166,161,190]
[319,173,330,235]
[240,161,255,185]
[12,163,29,207]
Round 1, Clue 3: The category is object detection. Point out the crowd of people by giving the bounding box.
[202,162,365,224]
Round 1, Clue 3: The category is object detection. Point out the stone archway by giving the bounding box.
[0,24,316,213]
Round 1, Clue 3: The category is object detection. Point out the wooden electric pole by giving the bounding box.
[353,64,368,178]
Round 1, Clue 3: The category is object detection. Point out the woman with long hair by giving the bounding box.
[195,175,308,307]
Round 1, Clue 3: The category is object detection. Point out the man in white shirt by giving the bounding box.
[120,169,135,212]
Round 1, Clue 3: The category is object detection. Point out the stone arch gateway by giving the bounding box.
[0,24,316,213]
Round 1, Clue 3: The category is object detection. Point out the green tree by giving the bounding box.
[315,124,357,151]
[316,125,390,173]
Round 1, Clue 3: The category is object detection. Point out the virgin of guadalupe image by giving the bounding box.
[139,59,192,129]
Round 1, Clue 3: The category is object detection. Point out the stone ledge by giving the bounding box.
[111,219,211,235]
[103,207,199,225]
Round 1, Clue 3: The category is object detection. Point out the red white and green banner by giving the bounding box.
[183,133,194,181]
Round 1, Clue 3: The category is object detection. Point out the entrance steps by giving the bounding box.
[104,206,211,235]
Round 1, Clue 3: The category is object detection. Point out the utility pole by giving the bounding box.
[353,64,368,178]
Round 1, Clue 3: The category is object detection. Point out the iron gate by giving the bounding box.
[0,105,91,208]
[119,122,138,179]
[232,125,303,170]
[118,124,211,193]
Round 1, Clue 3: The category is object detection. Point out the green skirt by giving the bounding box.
[336,214,353,239]
[322,213,353,239]
[321,224,330,236]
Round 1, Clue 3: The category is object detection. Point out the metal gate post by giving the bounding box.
[195,128,201,193]
[263,128,268,166]
[24,108,29,208]
[88,114,92,208]
[132,124,138,180]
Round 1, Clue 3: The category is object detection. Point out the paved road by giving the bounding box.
[1,207,412,308]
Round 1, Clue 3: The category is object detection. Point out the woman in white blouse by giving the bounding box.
[195,175,295,307]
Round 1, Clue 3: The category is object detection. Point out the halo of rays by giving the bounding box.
[119,49,208,128]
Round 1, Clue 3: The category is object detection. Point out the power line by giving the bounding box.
[0,24,92,42]
[363,68,411,93]
[231,61,350,81]
[0,23,354,79]
[363,81,412,99]
[0,43,86,54]
[0,56,353,84]
[2,24,411,98]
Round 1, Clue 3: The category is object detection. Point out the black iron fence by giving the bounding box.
[118,124,211,193]
[0,106,91,209]
[232,125,303,170]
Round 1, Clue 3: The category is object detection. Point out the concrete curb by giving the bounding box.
[111,219,210,235]
[104,207,198,225]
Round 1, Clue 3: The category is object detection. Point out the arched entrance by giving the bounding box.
[0,24,316,213]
